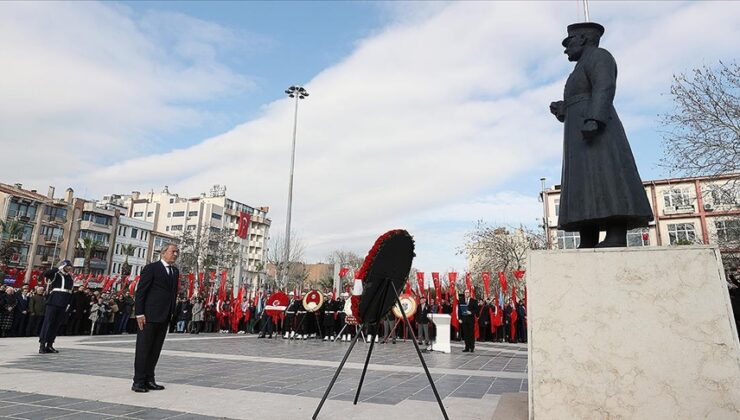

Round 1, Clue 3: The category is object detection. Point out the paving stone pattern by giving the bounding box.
[0,389,228,419]
[4,335,527,407]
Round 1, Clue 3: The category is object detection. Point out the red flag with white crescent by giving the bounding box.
[498,272,508,293]
[482,272,491,297]
[416,271,425,294]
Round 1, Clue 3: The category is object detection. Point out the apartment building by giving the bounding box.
[540,173,740,272]
[110,216,153,276]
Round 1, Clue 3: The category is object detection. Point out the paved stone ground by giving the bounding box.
[0,334,527,419]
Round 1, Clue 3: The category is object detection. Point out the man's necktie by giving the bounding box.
[167,266,172,279]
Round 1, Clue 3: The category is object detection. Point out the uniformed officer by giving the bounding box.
[39,260,74,354]
[283,292,297,339]
[322,293,335,341]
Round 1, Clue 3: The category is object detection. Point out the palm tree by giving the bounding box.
[80,237,103,274]
[120,244,136,276]
[0,219,23,265]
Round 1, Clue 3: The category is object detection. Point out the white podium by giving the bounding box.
[428,314,451,353]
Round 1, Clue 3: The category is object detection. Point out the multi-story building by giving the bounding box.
[121,185,271,291]
[540,173,740,272]
[110,216,153,277]
[0,183,77,283]
[72,201,120,276]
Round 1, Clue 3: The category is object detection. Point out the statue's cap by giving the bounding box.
[562,22,605,46]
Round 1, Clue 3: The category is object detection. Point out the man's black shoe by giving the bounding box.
[131,384,149,393]
[46,346,59,353]
[39,345,48,354]
[145,381,165,391]
[462,349,470,353]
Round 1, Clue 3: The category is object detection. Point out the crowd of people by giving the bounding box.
[0,282,529,347]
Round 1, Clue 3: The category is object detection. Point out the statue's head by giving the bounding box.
[562,22,604,62]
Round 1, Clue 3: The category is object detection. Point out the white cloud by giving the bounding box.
[0,2,254,178]
[3,2,740,272]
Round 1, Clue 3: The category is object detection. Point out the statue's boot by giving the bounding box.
[578,227,599,249]
[595,226,628,248]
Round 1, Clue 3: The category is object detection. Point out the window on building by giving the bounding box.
[131,228,139,239]
[8,201,37,219]
[169,198,174,204]
[172,211,185,217]
[44,206,67,220]
[80,230,110,244]
[188,211,198,217]
[667,223,696,245]
[709,186,739,206]
[166,226,170,231]
[36,245,60,259]
[40,225,63,240]
[557,230,580,249]
[133,212,144,217]
[554,199,560,217]
[627,228,649,247]
[187,225,196,231]
[211,213,222,220]
[210,227,221,233]
[83,212,111,225]
[147,211,154,217]
[663,188,692,208]
[167,212,171,218]
[716,219,740,243]
[171,225,183,231]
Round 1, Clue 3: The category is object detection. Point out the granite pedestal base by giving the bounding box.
[527,246,740,420]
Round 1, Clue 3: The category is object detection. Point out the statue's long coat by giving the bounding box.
[558,47,653,231]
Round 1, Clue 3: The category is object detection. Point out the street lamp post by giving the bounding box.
[282,85,308,287]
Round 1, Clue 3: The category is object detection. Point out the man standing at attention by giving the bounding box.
[132,243,179,393]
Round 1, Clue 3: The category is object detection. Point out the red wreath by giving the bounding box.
[349,229,408,324]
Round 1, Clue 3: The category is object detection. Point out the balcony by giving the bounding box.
[43,215,67,224]
[80,220,112,233]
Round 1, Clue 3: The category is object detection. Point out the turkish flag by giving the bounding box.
[448,272,457,290]
[482,272,491,297]
[339,267,350,278]
[432,275,441,303]
[513,270,525,280]
[236,212,251,239]
[465,272,474,298]
[498,272,508,293]
[416,272,425,295]
[188,273,195,299]
[450,282,459,329]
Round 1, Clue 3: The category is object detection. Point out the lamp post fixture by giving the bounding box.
[282,85,309,287]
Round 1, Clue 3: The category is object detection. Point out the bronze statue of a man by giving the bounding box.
[550,22,653,248]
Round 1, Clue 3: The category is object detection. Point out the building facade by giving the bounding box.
[110,216,153,277]
[540,174,740,271]
[0,183,78,283]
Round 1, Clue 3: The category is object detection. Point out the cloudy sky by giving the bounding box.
[2,1,739,272]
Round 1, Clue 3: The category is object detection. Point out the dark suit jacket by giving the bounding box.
[417,303,431,324]
[135,261,178,323]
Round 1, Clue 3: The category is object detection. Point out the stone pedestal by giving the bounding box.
[527,246,740,420]
[429,313,451,353]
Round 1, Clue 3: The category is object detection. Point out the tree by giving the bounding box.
[462,222,546,296]
[120,244,136,276]
[0,219,23,265]
[79,237,103,274]
[325,249,364,290]
[267,231,306,290]
[661,61,740,178]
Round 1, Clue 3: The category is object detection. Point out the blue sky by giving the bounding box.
[2,1,739,272]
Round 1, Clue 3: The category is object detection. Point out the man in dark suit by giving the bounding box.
[459,289,479,353]
[416,297,431,346]
[132,243,179,393]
